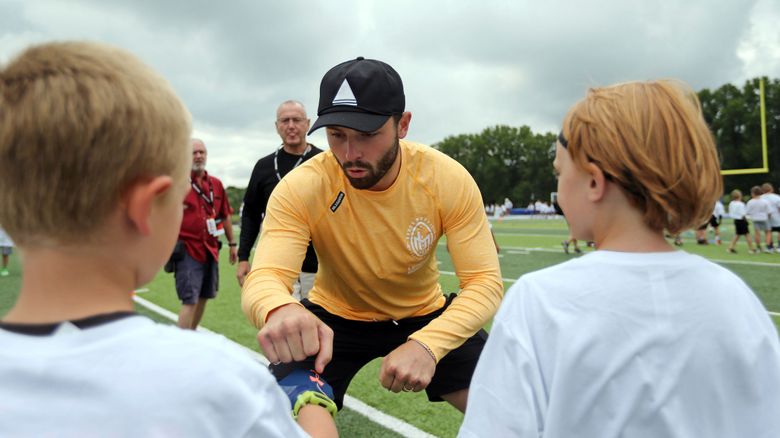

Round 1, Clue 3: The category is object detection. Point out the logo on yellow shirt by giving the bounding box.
[406,217,436,259]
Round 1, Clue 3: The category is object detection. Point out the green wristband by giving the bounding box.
[292,390,338,419]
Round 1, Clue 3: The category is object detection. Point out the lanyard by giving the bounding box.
[274,144,311,181]
[190,177,214,207]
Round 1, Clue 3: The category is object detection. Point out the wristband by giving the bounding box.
[292,390,338,419]
[278,369,337,419]
[228,242,237,247]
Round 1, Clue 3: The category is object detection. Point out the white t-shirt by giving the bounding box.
[0,316,307,438]
[713,200,725,218]
[746,197,771,221]
[0,227,13,247]
[762,192,780,227]
[460,251,780,438]
[728,200,746,219]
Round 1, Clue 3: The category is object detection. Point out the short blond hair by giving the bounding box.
[561,80,722,234]
[0,41,191,246]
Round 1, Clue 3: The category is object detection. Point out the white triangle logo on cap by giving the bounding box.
[332,79,358,106]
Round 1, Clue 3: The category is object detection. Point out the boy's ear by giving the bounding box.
[585,162,607,202]
[123,176,174,236]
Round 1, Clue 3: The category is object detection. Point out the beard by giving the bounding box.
[192,162,206,173]
[341,137,400,190]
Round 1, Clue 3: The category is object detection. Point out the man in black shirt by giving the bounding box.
[236,100,323,299]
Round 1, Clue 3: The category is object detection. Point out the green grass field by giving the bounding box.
[1,217,778,437]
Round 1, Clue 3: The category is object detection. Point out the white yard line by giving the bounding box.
[131,295,436,438]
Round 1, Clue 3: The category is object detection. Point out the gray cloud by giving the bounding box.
[1,0,778,186]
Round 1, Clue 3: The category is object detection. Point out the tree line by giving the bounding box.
[434,76,780,206]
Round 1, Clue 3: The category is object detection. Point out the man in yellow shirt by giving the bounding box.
[242,57,503,414]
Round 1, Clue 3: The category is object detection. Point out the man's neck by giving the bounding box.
[282,142,308,155]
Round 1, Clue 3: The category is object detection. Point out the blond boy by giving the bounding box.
[726,189,755,254]
[0,41,334,437]
[746,185,772,253]
[762,182,780,252]
[461,80,780,437]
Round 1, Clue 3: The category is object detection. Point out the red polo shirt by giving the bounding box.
[179,171,233,264]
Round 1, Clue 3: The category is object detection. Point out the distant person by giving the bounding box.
[0,41,333,437]
[493,202,502,219]
[236,101,323,299]
[554,201,581,254]
[0,226,12,277]
[502,197,513,217]
[242,57,502,421]
[460,80,780,437]
[695,217,711,245]
[711,198,725,244]
[174,139,237,329]
[760,182,780,253]
[694,200,723,245]
[534,199,544,217]
[746,185,771,253]
[561,235,581,254]
[727,189,755,254]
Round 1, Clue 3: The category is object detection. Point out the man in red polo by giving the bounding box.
[175,138,237,329]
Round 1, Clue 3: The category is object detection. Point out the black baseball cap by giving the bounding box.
[308,57,405,134]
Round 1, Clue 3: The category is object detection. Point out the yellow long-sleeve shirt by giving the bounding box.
[242,140,503,361]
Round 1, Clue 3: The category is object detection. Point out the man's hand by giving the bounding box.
[236,261,250,286]
[257,303,334,374]
[228,246,238,265]
[379,340,436,393]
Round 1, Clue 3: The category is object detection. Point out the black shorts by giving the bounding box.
[699,215,719,230]
[269,294,488,409]
[734,218,749,235]
[709,215,720,228]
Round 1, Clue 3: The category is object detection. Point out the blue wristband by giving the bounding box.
[278,369,337,418]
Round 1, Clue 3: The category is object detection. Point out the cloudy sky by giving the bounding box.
[2,0,779,187]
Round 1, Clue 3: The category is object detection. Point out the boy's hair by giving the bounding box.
[0,41,191,247]
[561,80,722,235]
[751,186,763,197]
[761,183,774,194]
[731,189,742,200]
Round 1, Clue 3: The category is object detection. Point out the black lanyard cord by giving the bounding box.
[190,177,214,206]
